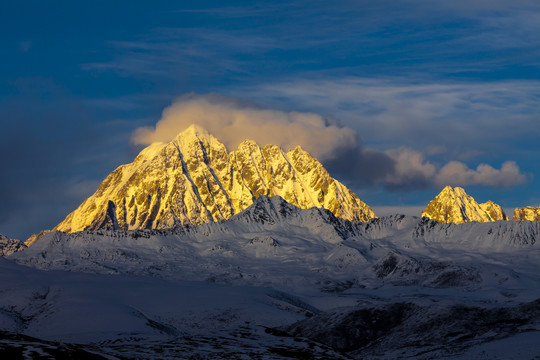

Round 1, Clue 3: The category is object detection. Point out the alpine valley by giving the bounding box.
[1,126,539,359]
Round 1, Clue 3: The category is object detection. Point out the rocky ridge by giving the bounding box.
[54,125,376,233]
[0,234,26,257]
[513,206,540,221]
[422,186,508,224]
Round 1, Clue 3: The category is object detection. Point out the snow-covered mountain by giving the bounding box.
[12,196,373,290]
[422,186,508,223]
[0,233,26,257]
[5,197,540,358]
[54,125,375,233]
[513,206,540,221]
[12,196,539,291]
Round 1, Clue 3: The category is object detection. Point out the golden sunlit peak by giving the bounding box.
[176,124,213,139]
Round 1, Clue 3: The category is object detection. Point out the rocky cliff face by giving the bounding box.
[55,125,376,232]
[513,206,540,221]
[479,200,509,222]
[421,186,508,224]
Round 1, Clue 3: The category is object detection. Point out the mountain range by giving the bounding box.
[5,195,540,358]
[13,125,532,240]
[11,195,540,281]
[1,125,540,359]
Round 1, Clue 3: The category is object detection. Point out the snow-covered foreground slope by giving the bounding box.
[12,197,370,292]
[0,257,349,359]
[5,197,540,358]
[284,299,540,360]
[1,255,537,359]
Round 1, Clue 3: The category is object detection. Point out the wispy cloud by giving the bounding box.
[80,1,540,82]
[77,1,539,198]
[81,26,279,78]
[234,76,540,158]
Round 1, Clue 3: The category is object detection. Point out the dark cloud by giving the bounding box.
[324,147,396,188]
[324,144,529,193]
[0,78,129,240]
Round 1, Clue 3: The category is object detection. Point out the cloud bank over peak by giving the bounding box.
[132,94,356,161]
[132,94,529,191]
[435,160,528,188]
[384,147,529,190]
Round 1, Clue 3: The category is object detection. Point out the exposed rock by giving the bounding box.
[422,186,507,224]
[513,206,540,221]
[55,125,376,232]
[0,234,26,257]
[25,230,51,247]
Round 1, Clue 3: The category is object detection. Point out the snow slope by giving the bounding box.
[0,257,349,359]
[284,299,540,360]
[4,197,540,358]
[11,196,540,297]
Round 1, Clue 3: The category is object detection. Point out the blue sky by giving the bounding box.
[1,0,540,239]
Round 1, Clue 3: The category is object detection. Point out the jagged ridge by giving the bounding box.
[0,234,26,257]
[513,206,540,221]
[422,186,508,224]
[55,125,376,233]
[9,201,539,304]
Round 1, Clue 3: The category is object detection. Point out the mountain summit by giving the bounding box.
[55,125,376,232]
[422,186,508,224]
[513,206,540,221]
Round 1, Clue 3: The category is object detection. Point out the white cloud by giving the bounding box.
[384,147,436,188]
[385,147,529,188]
[132,94,530,190]
[435,160,528,188]
[132,94,357,161]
